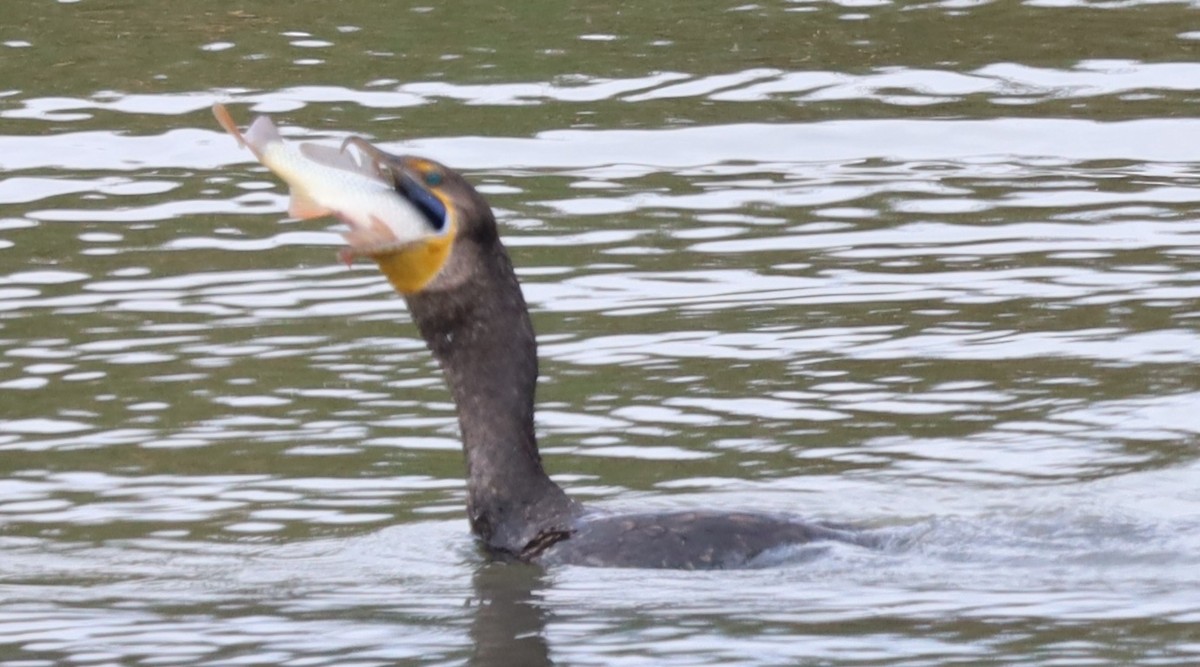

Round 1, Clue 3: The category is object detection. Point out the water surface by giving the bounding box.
[2,1,1199,665]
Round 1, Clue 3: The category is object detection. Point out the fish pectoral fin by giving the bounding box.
[287,189,330,219]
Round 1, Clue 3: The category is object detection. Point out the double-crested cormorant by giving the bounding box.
[338,142,870,569]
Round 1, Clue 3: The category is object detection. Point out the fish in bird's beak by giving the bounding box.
[338,137,461,294]
[212,103,457,293]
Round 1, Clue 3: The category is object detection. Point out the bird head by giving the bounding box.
[342,138,498,294]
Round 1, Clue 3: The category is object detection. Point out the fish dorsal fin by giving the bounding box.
[287,187,330,220]
[299,142,382,181]
[242,116,283,155]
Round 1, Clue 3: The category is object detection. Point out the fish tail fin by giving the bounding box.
[212,103,280,158]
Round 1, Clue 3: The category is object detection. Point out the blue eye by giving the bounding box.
[424,171,443,187]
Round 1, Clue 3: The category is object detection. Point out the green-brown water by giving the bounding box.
[2,1,1200,664]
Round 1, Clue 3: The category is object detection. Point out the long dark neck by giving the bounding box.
[404,239,578,556]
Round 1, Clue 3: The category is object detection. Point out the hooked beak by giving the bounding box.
[341,137,450,234]
[339,137,458,294]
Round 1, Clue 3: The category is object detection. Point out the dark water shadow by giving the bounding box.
[468,561,554,667]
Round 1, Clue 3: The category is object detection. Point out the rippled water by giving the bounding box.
[2,1,1200,665]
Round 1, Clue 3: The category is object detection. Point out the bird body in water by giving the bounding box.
[215,107,871,568]
[357,145,873,569]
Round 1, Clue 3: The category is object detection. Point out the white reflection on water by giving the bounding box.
[4,59,1200,120]
[4,119,1200,173]
[2,32,1200,665]
[1,463,1197,664]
